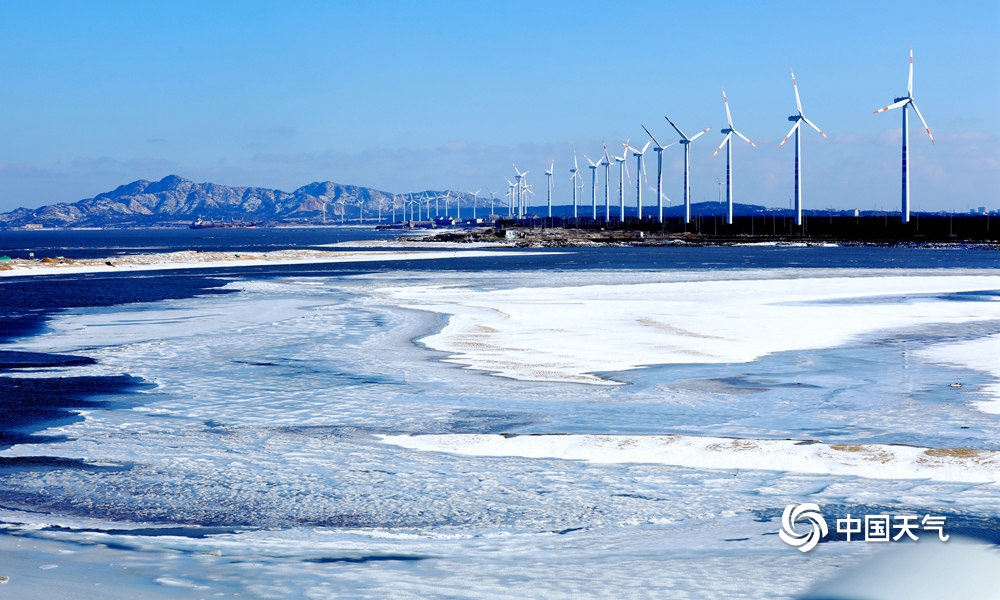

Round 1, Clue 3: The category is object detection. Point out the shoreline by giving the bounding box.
[0,248,542,278]
[398,227,1000,249]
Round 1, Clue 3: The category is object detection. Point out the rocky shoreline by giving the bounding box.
[402,227,1000,250]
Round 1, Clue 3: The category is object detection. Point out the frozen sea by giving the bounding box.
[1,228,1000,598]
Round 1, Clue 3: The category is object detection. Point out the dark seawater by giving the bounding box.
[0,370,145,449]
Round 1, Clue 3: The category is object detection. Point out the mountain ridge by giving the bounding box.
[0,175,459,229]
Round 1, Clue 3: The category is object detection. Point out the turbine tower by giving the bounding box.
[585,154,602,220]
[779,68,828,227]
[544,161,554,218]
[625,139,652,221]
[874,45,934,224]
[505,178,515,217]
[666,116,711,224]
[601,144,611,220]
[610,141,630,221]
[712,87,757,225]
[642,124,675,223]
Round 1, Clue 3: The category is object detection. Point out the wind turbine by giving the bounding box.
[570,152,581,220]
[642,124,675,223]
[874,45,934,224]
[544,161,554,218]
[712,87,757,225]
[522,182,535,215]
[513,164,529,218]
[469,189,481,221]
[779,68,828,227]
[585,153,602,220]
[625,139,652,221]
[610,141,630,221]
[666,116,711,224]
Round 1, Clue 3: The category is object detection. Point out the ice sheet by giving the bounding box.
[918,333,1000,414]
[380,274,1000,384]
[4,266,1000,599]
[381,433,1000,483]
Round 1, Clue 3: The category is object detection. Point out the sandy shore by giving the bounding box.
[0,248,535,278]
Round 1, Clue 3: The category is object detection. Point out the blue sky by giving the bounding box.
[0,0,997,213]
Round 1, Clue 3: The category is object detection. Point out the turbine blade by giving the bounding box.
[791,68,803,114]
[641,124,663,149]
[874,99,909,114]
[908,44,914,97]
[722,87,733,127]
[801,116,828,139]
[689,126,712,142]
[733,129,757,148]
[909,101,935,144]
[778,121,801,149]
[712,132,732,157]
[665,116,688,140]
[641,139,652,154]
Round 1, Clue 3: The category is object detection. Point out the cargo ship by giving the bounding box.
[189,218,259,230]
